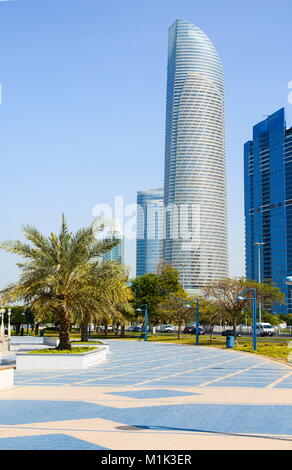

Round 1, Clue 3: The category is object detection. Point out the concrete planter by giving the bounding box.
[43,337,59,347]
[0,366,14,389]
[16,346,108,370]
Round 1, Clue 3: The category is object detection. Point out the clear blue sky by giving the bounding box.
[0,0,292,288]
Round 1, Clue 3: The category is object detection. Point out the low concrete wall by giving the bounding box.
[11,336,59,346]
[16,346,108,370]
[0,366,14,389]
[11,336,43,345]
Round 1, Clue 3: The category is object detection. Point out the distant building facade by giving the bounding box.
[103,233,124,263]
[95,216,124,264]
[244,108,292,314]
[136,188,164,276]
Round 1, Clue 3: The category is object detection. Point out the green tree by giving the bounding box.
[131,263,181,325]
[158,291,194,339]
[195,298,226,342]
[0,215,119,350]
[203,278,284,340]
[73,260,133,341]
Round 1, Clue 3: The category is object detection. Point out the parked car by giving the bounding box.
[183,326,193,334]
[256,323,275,336]
[191,327,204,335]
[160,325,173,333]
[184,326,204,335]
[132,326,144,332]
[221,329,241,337]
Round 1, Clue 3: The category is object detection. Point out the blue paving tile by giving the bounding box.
[0,433,108,450]
[2,400,291,436]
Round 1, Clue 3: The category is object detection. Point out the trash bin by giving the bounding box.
[40,329,45,337]
[226,335,235,348]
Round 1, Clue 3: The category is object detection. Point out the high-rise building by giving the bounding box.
[163,20,228,291]
[244,108,292,314]
[136,188,164,276]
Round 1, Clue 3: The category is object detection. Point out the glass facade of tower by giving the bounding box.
[136,188,164,276]
[103,236,124,264]
[163,20,228,290]
[244,108,292,314]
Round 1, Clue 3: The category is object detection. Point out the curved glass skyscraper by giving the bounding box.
[163,20,228,290]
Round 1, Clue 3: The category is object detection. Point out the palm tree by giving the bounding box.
[73,260,132,342]
[0,215,119,350]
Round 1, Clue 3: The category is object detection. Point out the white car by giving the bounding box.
[160,325,173,333]
[256,323,275,336]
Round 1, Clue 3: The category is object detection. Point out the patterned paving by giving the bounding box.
[14,340,292,389]
[0,434,107,450]
[0,340,291,450]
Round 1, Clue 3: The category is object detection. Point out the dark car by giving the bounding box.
[183,326,193,334]
[184,326,204,335]
[221,329,241,337]
[132,326,144,332]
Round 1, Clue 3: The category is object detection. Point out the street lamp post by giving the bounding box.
[0,308,5,341]
[237,288,257,351]
[185,299,200,346]
[7,308,11,350]
[254,242,265,323]
[136,304,148,341]
[195,300,199,346]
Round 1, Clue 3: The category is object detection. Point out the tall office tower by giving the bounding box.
[163,20,228,291]
[136,188,164,276]
[244,108,292,314]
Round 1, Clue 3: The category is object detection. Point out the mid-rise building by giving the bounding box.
[136,188,164,276]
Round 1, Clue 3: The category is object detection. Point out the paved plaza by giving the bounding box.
[0,340,292,449]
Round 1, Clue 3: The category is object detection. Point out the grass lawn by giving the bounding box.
[235,342,290,361]
[71,340,103,345]
[28,347,98,354]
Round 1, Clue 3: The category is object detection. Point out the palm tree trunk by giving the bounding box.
[177,324,181,340]
[209,324,214,343]
[80,320,88,342]
[57,306,71,350]
[120,325,125,337]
